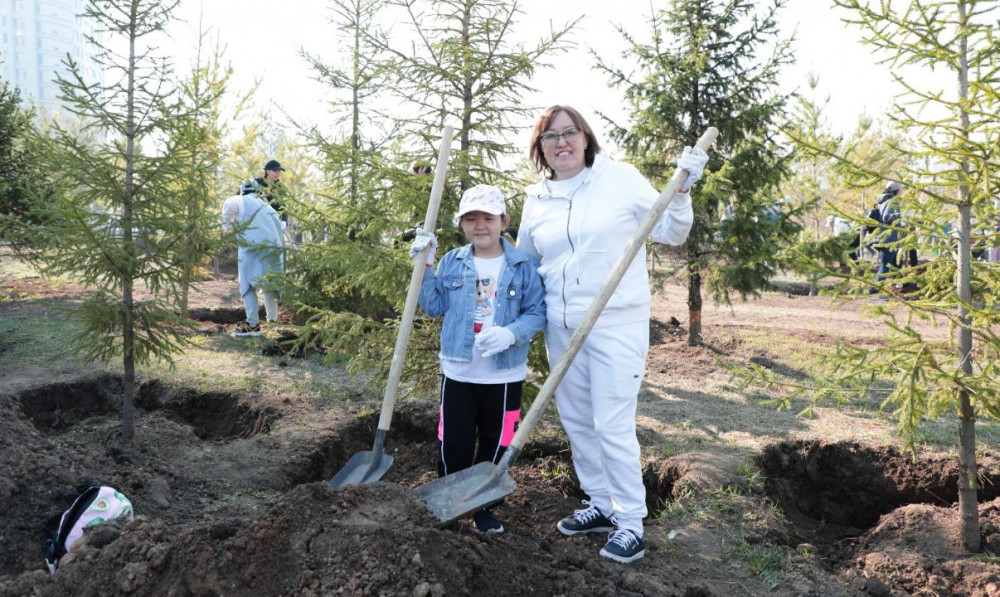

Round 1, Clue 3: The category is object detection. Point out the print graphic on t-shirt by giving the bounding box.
[474,276,496,333]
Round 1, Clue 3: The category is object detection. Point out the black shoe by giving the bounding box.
[556,501,615,536]
[600,529,645,563]
[233,321,261,337]
[473,508,504,534]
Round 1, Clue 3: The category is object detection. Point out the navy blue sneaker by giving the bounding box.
[473,508,504,534]
[556,501,615,536]
[600,529,645,563]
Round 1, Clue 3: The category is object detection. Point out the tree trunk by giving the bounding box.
[180,193,194,318]
[122,282,136,440]
[121,0,138,441]
[687,262,702,346]
[956,200,977,551]
[955,3,979,552]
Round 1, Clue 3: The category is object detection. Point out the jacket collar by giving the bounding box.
[455,237,527,265]
[525,153,609,198]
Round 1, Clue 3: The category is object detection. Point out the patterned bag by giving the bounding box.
[44,482,134,576]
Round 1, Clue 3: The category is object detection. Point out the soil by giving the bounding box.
[2,266,1000,596]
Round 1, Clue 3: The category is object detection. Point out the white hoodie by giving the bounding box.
[517,154,693,329]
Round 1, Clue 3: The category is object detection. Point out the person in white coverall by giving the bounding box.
[516,105,708,564]
[222,180,285,337]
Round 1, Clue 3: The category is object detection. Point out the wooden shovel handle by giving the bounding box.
[502,127,720,462]
[376,126,455,432]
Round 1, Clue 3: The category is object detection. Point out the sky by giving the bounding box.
[167,0,899,152]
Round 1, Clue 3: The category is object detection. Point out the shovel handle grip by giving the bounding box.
[377,126,455,433]
[501,127,720,466]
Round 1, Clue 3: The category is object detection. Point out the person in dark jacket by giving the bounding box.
[255,159,289,222]
[869,181,903,298]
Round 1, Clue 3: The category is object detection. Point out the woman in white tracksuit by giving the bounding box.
[516,105,707,564]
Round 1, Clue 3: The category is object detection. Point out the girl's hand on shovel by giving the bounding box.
[409,229,438,266]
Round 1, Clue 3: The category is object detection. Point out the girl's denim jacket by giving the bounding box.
[418,238,546,371]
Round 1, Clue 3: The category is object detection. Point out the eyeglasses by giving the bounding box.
[539,128,580,147]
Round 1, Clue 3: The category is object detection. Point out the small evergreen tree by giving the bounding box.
[0,78,48,245]
[172,22,241,315]
[752,0,1000,552]
[374,0,578,194]
[292,0,578,397]
[597,0,798,346]
[27,0,218,440]
[832,0,1000,552]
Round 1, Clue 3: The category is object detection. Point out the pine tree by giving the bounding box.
[783,74,842,293]
[750,0,999,552]
[290,0,578,396]
[375,0,577,194]
[28,0,216,440]
[826,0,1000,552]
[596,0,797,346]
[0,78,47,245]
[172,22,241,316]
[288,0,404,321]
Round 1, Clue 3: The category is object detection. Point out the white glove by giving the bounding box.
[475,326,515,358]
[409,229,438,266]
[677,146,709,192]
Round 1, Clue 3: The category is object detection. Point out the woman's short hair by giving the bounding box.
[529,105,601,178]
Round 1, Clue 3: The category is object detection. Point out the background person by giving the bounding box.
[413,184,546,534]
[255,159,289,220]
[869,181,903,298]
[515,105,707,564]
[222,180,285,336]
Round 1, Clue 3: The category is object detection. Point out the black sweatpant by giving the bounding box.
[437,376,522,477]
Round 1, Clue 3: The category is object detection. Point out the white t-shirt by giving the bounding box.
[544,167,590,198]
[441,253,526,384]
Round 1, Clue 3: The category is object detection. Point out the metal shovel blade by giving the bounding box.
[329,430,394,488]
[417,461,517,525]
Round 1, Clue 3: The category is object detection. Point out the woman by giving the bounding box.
[516,105,707,564]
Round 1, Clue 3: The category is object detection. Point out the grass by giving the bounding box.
[0,248,44,279]
[735,541,784,589]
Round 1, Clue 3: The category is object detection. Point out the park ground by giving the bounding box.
[2,247,1000,596]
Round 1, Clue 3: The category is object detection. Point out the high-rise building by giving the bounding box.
[0,0,100,116]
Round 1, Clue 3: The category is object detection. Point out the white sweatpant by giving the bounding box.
[243,287,279,326]
[546,319,648,536]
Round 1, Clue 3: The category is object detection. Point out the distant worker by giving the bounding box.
[869,181,903,298]
[222,180,285,336]
[255,159,290,222]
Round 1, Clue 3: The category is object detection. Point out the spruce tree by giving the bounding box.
[374,0,577,193]
[28,0,217,440]
[596,0,797,346]
[751,0,999,552]
[0,78,47,245]
[172,24,240,315]
[291,0,578,396]
[828,0,1000,552]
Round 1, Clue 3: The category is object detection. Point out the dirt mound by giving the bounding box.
[5,272,1000,596]
[850,499,1000,596]
[2,482,698,597]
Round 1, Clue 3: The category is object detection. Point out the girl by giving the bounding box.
[413,184,545,533]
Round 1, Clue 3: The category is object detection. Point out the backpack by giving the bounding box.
[866,205,882,233]
[879,198,901,226]
[44,482,134,576]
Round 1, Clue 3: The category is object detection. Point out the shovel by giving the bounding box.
[329,125,455,488]
[418,127,720,523]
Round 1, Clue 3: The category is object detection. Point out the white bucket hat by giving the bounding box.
[456,184,506,218]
